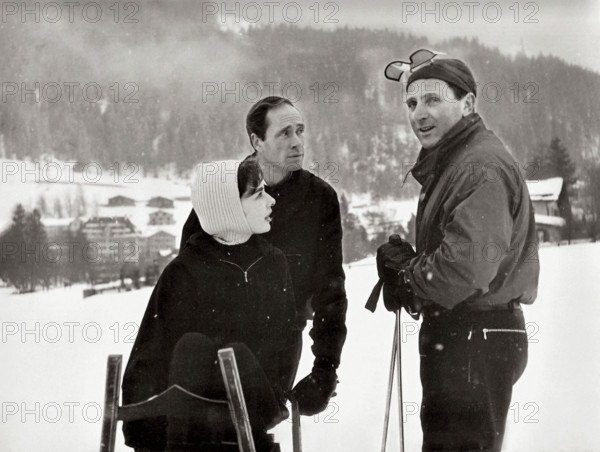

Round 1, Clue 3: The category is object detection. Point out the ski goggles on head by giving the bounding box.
[384,49,444,82]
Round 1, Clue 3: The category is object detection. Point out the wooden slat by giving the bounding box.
[118,384,229,421]
[218,348,256,452]
[99,355,122,452]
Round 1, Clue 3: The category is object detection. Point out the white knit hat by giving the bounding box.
[190,160,253,245]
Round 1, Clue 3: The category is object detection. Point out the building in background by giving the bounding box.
[41,217,83,242]
[80,217,139,282]
[107,195,136,207]
[148,210,175,226]
[526,177,568,243]
[147,196,174,209]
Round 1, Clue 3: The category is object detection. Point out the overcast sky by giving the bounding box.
[224,0,600,73]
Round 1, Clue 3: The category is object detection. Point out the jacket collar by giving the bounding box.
[266,167,302,192]
[410,113,483,186]
[183,229,273,261]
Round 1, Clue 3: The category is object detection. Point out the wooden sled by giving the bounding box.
[99,348,279,452]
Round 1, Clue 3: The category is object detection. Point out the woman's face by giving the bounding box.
[240,180,276,234]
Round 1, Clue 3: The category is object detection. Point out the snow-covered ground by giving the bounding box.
[1,243,599,451]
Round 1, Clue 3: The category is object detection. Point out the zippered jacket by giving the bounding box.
[121,230,296,448]
[408,113,540,311]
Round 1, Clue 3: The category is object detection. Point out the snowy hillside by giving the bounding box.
[1,243,599,451]
[350,193,418,238]
[0,158,417,247]
[0,158,190,235]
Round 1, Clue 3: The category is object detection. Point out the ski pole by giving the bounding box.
[396,309,405,452]
[380,316,398,452]
[292,400,302,452]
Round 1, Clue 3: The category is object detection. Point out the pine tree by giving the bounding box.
[53,198,63,218]
[529,138,576,184]
[531,138,577,241]
[339,194,370,263]
[73,185,87,217]
[64,227,91,283]
[527,143,548,181]
[546,138,577,186]
[36,195,49,217]
[585,160,600,240]
[23,209,48,291]
[0,204,28,291]
[546,138,576,241]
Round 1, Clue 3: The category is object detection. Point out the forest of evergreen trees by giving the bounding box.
[2,6,600,200]
[2,2,600,273]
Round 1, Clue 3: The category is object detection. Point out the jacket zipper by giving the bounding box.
[482,328,527,340]
[219,257,263,283]
[467,326,473,382]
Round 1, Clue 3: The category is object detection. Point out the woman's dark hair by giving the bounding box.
[246,96,294,151]
[237,156,263,197]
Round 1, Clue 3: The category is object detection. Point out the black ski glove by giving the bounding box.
[382,273,422,317]
[376,234,416,284]
[289,360,338,416]
[376,235,421,318]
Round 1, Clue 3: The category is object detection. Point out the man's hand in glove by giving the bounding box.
[376,234,416,282]
[376,234,421,317]
[289,361,338,416]
[382,276,422,318]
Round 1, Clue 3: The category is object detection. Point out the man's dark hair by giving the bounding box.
[246,96,294,150]
[237,156,263,197]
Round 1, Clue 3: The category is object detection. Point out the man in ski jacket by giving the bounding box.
[180,96,347,417]
[374,54,540,451]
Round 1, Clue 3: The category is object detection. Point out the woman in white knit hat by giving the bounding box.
[121,158,296,452]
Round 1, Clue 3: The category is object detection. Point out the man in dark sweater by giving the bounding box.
[180,96,347,416]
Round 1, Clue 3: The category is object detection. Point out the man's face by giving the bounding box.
[406,78,466,149]
[254,104,305,172]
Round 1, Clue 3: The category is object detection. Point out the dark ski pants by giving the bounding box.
[164,333,282,452]
[419,307,528,452]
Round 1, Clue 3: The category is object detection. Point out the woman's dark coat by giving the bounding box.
[121,231,296,449]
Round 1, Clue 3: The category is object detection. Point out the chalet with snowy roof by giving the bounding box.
[526,177,568,243]
[148,209,175,226]
[139,230,176,259]
[107,195,135,207]
[147,196,174,209]
[136,229,177,279]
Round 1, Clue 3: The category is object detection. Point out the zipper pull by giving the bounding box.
[483,328,488,340]
[467,327,473,340]
[243,271,248,283]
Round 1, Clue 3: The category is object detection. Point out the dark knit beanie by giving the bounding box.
[407,59,477,97]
